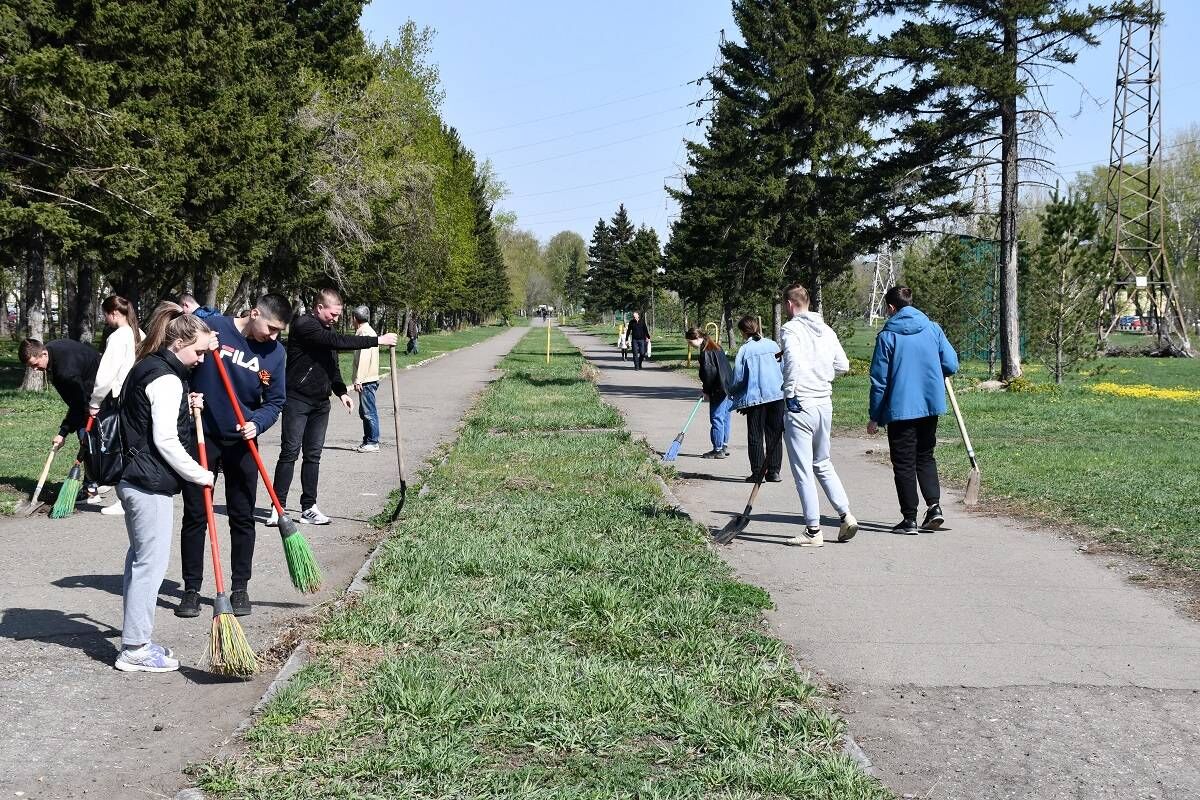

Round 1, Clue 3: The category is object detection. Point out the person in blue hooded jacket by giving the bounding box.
[868,287,959,534]
[728,316,785,482]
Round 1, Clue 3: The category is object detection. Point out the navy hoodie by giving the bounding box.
[191,315,286,442]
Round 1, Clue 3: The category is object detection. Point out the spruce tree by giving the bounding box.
[585,218,616,313]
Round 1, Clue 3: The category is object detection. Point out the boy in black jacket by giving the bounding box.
[271,288,397,526]
[21,338,104,497]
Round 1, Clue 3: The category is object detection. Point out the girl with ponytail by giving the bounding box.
[685,327,734,459]
[727,315,786,482]
[88,295,147,515]
[113,302,217,673]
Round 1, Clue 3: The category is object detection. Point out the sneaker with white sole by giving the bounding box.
[84,493,107,506]
[299,506,331,525]
[787,527,824,547]
[265,509,279,527]
[356,443,380,453]
[115,644,179,673]
[100,502,125,516]
[837,512,858,543]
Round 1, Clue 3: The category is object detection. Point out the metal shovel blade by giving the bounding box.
[387,480,407,523]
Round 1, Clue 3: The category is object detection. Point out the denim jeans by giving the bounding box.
[709,394,733,451]
[358,381,380,444]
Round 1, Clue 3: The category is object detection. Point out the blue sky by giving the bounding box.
[360,1,1200,245]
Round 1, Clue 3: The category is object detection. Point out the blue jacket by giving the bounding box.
[869,307,959,425]
[191,314,286,442]
[728,336,785,410]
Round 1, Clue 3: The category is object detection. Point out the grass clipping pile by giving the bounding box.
[195,329,885,799]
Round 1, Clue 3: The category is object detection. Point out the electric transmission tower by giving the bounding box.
[1104,0,1192,355]
[867,245,896,327]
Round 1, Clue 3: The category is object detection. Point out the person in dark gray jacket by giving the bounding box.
[686,327,732,459]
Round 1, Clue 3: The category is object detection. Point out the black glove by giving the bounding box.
[786,397,803,413]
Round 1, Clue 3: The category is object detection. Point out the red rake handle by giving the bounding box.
[211,352,288,517]
[193,408,227,596]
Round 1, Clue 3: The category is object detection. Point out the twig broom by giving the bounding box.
[193,408,257,677]
[212,354,322,593]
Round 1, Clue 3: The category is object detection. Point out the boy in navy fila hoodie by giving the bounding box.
[174,293,292,619]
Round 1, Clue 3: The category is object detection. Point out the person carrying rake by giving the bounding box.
[113,303,216,672]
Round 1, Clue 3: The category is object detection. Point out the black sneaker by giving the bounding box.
[701,450,722,459]
[766,472,783,483]
[921,505,945,530]
[230,589,252,617]
[721,447,730,457]
[892,518,919,535]
[174,590,201,618]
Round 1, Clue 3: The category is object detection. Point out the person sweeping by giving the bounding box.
[113,302,216,673]
[685,327,732,459]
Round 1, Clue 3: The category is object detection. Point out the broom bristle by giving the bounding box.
[49,475,83,519]
[282,531,323,594]
[209,613,257,677]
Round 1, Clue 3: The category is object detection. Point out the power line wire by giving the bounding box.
[509,166,675,198]
[467,80,698,135]
[485,105,693,156]
[499,122,692,170]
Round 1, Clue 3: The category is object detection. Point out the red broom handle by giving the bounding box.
[192,408,226,596]
[210,353,288,517]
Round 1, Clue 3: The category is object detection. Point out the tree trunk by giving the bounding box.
[22,232,47,391]
[773,301,782,341]
[224,272,253,315]
[812,271,824,314]
[70,262,96,342]
[998,22,1023,380]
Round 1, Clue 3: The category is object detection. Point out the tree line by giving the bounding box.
[1,1,511,375]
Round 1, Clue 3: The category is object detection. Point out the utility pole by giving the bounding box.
[867,245,896,327]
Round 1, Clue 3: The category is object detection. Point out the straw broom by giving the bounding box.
[194,408,257,677]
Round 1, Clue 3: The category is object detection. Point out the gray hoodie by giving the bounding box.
[780,312,850,403]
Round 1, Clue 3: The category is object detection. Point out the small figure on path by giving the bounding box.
[114,303,216,672]
[20,335,103,498]
[177,293,290,619]
[405,314,420,355]
[778,284,857,547]
[87,295,146,516]
[352,306,382,453]
[727,316,785,482]
[626,311,650,370]
[272,288,397,526]
[686,327,732,459]
[617,320,628,361]
[868,287,959,534]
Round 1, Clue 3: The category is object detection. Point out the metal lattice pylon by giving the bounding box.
[867,245,896,327]
[1104,0,1192,354]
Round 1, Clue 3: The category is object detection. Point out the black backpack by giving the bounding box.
[83,396,125,486]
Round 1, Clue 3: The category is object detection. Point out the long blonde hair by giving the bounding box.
[137,301,210,360]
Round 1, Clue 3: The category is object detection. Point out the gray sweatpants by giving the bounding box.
[784,400,851,527]
[118,481,174,648]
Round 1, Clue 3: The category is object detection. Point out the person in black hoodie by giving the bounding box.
[21,337,104,496]
[627,311,651,370]
[272,288,397,525]
[685,327,733,459]
[113,303,215,672]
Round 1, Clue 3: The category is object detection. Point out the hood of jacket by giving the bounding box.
[786,312,828,337]
[882,306,930,336]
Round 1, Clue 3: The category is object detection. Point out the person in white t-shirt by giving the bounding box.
[87,295,146,515]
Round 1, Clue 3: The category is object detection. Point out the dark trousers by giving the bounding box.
[181,438,258,592]
[745,399,785,476]
[273,395,331,510]
[887,415,941,520]
[631,339,647,369]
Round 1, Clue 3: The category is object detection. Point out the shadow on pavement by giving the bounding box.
[0,608,120,664]
[594,383,699,402]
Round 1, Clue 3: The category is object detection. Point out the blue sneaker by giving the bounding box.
[115,644,179,673]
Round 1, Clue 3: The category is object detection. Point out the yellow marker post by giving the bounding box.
[686,342,692,368]
[546,314,552,363]
[705,322,720,348]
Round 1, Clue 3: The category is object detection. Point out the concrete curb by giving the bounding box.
[347,540,388,595]
[842,733,876,775]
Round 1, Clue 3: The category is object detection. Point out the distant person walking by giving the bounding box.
[272,288,397,525]
[868,287,959,535]
[617,320,628,361]
[405,315,420,355]
[727,316,785,482]
[626,311,650,370]
[778,284,857,547]
[113,303,215,672]
[686,327,732,459]
[352,306,381,453]
[88,295,146,515]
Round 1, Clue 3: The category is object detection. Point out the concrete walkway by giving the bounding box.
[0,325,525,800]
[566,327,1200,800]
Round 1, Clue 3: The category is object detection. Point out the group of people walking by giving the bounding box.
[20,289,398,672]
[686,284,959,544]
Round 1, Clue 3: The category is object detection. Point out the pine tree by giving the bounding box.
[585,218,616,313]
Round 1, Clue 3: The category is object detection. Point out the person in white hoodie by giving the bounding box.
[87,295,146,515]
[779,283,857,547]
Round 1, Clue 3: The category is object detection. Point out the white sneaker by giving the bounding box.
[115,644,179,673]
[787,528,824,548]
[299,506,331,525]
[837,513,858,543]
[95,484,114,495]
[84,494,106,506]
[356,443,380,453]
[100,502,125,516]
[265,509,279,527]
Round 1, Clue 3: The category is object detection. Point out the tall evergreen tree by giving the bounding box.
[585,218,616,312]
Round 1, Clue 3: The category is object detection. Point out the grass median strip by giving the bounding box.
[196,328,886,800]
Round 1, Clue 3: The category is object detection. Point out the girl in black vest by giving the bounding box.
[114,303,216,673]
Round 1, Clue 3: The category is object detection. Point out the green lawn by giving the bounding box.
[194,329,886,800]
[0,323,515,515]
[578,320,1200,570]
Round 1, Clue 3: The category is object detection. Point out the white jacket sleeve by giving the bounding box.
[90,326,133,407]
[145,375,211,486]
[831,327,850,375]
[780,326,799,398]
